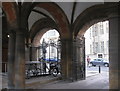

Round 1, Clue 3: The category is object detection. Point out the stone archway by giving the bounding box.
[27,2,71,39]
[27,2,73,81]
[29,18,58,45]
[73,3,118,37]
[2,2,17,27]
[73,3,119,89]
[28,17,59,61]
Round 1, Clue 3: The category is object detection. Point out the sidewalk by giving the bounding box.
[1,71,107,89]
[86,71,99,77]
[1,73,61,89]
[30,72,109,89]
[26,74,61,89]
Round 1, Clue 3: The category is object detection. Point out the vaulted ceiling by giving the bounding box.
[1,1,119,48]
[28,2,103,30]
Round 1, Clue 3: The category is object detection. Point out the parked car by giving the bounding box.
[89,58,109,67]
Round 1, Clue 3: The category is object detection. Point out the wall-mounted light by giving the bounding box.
[7,34,9,38]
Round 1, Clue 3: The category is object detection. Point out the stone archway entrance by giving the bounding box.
[2,2,120,89]
[73,3,119,89]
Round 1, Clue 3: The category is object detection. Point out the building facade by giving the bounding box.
[85,21,109,61]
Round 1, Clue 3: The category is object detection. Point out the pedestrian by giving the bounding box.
[87,56,91,67]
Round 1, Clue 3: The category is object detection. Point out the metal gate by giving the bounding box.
[26,39,61,79]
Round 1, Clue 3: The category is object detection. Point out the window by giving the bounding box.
[95,42,98,53]
[92,27,95,37]
[94,24,98,36]
[51,47,54,53]
[90,29,92,38]
[98,54,103,58]
[106,22,109,33]
[100,22,104,34]
[94,30,98,36]
[93,42,95,53]
[90,45,92,54]
[106,41,109,54]
[101,41,104,53]
[98,59,102,61]
[48,31,55,36]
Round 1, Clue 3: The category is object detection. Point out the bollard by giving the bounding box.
[99,66,101,73]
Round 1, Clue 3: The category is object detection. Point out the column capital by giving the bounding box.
[7,29,16,34]
[60,38,73,42]
[16,28,28,37]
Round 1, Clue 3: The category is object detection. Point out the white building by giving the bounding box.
[84,21,109,61]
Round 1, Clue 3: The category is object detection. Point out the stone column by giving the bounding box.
[109,17,120,89]
[0,17,1,90]
[72,37,85,81]
[61,39,73,81]
[14,31,25,89]
[31,47,38,61]
[25,47,29,61]
[7,31,15,89]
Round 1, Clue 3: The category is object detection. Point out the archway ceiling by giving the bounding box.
[28,7,54,30]
[28,2,103,31]
[55,2,103,23]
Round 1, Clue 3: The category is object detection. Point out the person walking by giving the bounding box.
[87,56,91,67]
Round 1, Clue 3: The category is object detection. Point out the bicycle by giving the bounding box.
[49,62,61,77]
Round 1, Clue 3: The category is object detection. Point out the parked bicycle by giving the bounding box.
[49,62,61,77]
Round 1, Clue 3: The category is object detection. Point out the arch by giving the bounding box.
[26,2,71,39]
[29,17,58,44]
[32,28,52,47]
[73,3,119,38]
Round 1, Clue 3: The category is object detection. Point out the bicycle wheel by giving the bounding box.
[51,68,58,77]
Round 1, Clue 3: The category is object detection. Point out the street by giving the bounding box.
[86,66,109,72]
[86,66,109,77]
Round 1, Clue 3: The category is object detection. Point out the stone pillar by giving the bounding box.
[31,47,38,61]
[109,17,120,89]
[38,47,41,60]
[30,47,32,61]
[25,46,30,62]
[61,39,73,81]
[7,31,16,89]
[72,37,85,81]
[0,17,1,90]
[14,31,25,89]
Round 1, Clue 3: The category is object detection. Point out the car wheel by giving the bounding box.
[89,62,93,66]
[104,63,109,67]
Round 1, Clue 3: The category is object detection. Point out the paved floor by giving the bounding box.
[1,71,109,90]
[28,72,109,89]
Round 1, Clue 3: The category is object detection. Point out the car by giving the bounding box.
[89,58,109,67]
